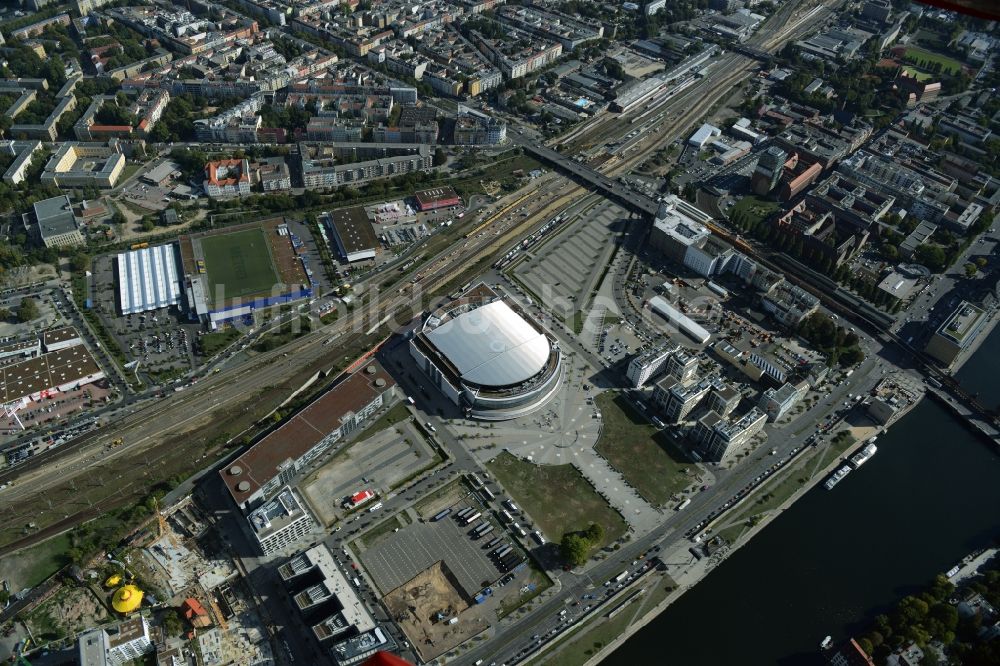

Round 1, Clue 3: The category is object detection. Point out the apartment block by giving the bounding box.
[702,408,767,461]
[471,26,563,79]
[626,344,677,388]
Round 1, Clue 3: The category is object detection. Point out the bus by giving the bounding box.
[456,507,474,520]
[432,508,452,522]
[469,473,483,487]
[463,512,482,526]
[676,498,692,511]
[481,486,496,500]
[614,571,629,584]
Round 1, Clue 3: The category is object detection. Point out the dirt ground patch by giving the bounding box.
[383,561,480,662]
[24,585,109,642]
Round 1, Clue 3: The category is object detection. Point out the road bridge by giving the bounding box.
[707,224,1000,441]
[729,43,773,61]
[512,138,660,217]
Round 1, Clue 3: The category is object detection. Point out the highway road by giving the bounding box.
[459,328,892,666]
[0,0,854,661]
[0,172,575,552]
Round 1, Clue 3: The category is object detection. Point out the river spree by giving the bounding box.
[605,360,1000,665]
[956,323,1000,410]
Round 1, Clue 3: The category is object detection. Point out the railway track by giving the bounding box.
[0,0,841,554]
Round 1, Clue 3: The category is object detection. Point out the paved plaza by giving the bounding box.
[449,353,663,532]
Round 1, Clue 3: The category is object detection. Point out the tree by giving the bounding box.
[0,307,10,321]
[433,148,447,167]
[915,244,947,271]
[70,252,91,273]
[17,297,39,322]
[584,522,604,544]
[839,345,865,366]
[560,533,591,567]
[964,263,978,277]
[162,609,185,637]
[881,243,899,261]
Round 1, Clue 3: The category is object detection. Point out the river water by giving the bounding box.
[604,327,1000,666]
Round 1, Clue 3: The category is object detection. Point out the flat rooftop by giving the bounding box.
[325,207,378,257]
[221,363,395,507]
[937,301,986,344]
[414,186,460,207]
[248,488,309,541]
[282,544,375,634]
[1,344,102,402]
[42,326,80,347]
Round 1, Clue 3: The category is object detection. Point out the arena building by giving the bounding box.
[409,284,561,420]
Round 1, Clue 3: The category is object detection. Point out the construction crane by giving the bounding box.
[208,594,229,631]
[152,497,179,548]
[151,497,168,540]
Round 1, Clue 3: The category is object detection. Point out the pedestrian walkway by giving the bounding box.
[450,356,662,533]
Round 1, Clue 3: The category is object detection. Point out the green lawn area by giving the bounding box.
[715,467,811,544]
[200,227,279,302]
[594,393,694,506]
[199,328,241,356]
[355,401,411,442]
[3,533,72,589]
[730,194,779,227]
[912,28,946,50]
[487,452,626,549]
[716,431,857,545]
[498,561,553,618]
[903,47,963,75]
[356,512,409,549]
[815,430,857,470]
[118,162,142,184]
[412,476,466,519]
[902,65,933,81]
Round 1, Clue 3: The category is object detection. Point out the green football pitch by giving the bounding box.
[199,228,280,303]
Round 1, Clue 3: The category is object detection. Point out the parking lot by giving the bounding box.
[89,253,200,382]
[0,291,63,338]
[302,419,439,526]
[121,181,172,211]
[515,200,626,317]
[0,381,114,439]
[359,507,506,598]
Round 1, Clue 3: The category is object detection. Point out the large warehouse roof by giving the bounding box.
[425,300,550,387]
[117,244,182,315]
